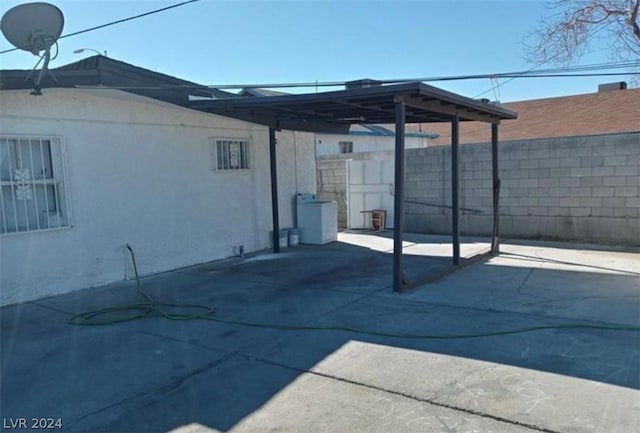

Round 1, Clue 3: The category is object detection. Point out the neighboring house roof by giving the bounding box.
[0,55,236,106]
[412,86,640,145]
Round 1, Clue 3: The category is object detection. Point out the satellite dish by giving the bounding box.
[1,2,64,55]
[1,2,65,95]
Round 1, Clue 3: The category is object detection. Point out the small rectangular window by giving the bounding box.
[0,136,71,234]
[211,138,250,170]
[339,141,353,154]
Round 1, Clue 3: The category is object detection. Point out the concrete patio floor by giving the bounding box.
[2,232,639,433]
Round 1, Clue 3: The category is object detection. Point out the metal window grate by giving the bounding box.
[212,139,250,170]
[339,141,353,154]
[0,136,71,235]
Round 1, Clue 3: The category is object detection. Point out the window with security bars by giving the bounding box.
[0,137,71,234]
[339,141,353,154]
[212,139,250,170]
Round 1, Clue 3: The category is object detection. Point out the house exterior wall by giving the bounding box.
[315,133,427,156]
[317,132,639,245]
[275,130,317,228]
[0,89,315,306]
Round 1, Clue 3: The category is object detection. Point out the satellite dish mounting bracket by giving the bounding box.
[1,2,65,95]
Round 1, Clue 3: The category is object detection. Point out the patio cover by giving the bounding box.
[191,82,518,292]
[191,81,516,133]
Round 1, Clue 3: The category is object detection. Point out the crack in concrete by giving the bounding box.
[369,292,638,329]
[523,294,640,306]
[234,352,564,433]
[502,252,640,277]
[65,352,236,430]
[135,329,229,353]
[109,314,567,432]
[29,300,75,315]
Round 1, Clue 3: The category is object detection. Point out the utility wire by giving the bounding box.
[480,57,548,99]
[70,69,639,92]
[2,0,637,95]
[474,61,640,98]
[0,0,202,55]
[473,20,620,99]
[2,2,636,88]
[207,62,639,89]
[475,69,536,99]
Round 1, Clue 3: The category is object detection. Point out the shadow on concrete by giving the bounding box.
[1,233,638,432]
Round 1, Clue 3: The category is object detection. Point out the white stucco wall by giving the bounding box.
[315,133,428,156]
[0,89,315,306]
[274,130,317,228]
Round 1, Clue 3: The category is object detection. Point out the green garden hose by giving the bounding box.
[69,245,640,339]
[69,245,214,325]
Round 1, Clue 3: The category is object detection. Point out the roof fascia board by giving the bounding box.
[413,82,517,120]
[0,69,101,90]
[190,82,517,124]
[403,94,501,123]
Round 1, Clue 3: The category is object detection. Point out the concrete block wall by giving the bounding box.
[404,132,640,246]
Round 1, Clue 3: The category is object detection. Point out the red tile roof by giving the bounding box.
[411,87,640,145]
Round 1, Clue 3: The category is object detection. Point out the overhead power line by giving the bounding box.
[67,71,634,90]
[199,61,639,89]
[474,63,542,99]
[1,1,637,95]
[0,0,202,55]
[474,61,640,98]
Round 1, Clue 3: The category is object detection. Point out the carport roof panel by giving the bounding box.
[190,81,518,133]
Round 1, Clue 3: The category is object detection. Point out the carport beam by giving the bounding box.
[451,115,460,265]
[491,123,500,255]
[269,128,280,253]
[393,97,406,292]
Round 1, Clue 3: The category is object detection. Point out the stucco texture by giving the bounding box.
[0,89,316,306]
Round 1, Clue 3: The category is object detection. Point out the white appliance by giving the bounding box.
[296,193,338,245]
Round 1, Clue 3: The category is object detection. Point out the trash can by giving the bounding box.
[288,228,299,246]
[371,210,386,231]
[272,230,289,249]
[279,229,289,249]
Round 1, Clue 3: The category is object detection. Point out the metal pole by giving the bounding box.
[269,128,280,253]
[393,97,406,292]
[491,123,500,255]
[451,115,460,265]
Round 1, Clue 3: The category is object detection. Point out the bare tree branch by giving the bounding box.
[526,0,640,68]
[629,0,640,41]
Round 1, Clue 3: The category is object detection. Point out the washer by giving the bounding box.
[296,193,338,245]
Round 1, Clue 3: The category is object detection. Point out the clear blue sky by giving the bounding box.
[0,0,633,102]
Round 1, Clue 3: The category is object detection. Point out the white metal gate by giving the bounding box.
[347,159,395,229]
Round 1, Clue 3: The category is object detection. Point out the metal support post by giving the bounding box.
[451,115,460,265]
[269,128,280,253]
[393,97,406,292]
[491,123,500,255]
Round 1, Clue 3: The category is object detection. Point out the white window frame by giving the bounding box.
[211,138,251,171]
[339,141,354,154]
[0,135,72,235]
